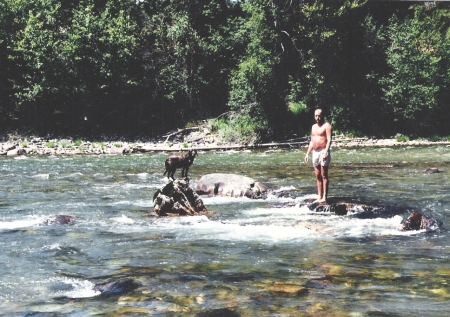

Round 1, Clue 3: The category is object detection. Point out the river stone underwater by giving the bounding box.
[0,146,450,316]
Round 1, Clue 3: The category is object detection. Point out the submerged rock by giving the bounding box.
[93,278,140,297]
[196,308,241,317]
[43,215,75,225]
[303,199,377,216]
[153,178,208,216]
[425,167,441,173]
[302,198,439,232]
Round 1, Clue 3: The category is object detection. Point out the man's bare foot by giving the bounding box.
[317,198,327,204]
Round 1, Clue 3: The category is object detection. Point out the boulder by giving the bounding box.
[401,211,438,231]
[302,198,391,217]
[153,178,208,216]
[7,148,27,156]
[302,199,439,231]
[195,173,269,199]
[93,278,139,297]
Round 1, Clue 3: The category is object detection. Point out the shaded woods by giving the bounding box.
[1,0,450,141]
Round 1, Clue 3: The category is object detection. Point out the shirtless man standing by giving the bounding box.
[304,109,332,203]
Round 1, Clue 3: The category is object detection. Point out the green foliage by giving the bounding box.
[396,135,410,142]
[1,1,450,140]
[379,4,450,134]
[74,139,83,146]
[335,129,365,138]
[210,113,267,144]
[428,135,441,142]
[45,141,56,148]
[59,139,70,148]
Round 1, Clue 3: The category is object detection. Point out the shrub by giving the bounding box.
[74,139,83,146]
[396,135,409,142]
[60,140,70,148]
[45,141,56,148]
[428,135,441,142]
[210,113,267,144]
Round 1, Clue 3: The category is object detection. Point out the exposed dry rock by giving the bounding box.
[195,173,270,199]
[153,178,208,216]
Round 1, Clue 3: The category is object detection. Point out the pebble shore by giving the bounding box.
[1,135,449,156]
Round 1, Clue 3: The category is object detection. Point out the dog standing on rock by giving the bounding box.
[163,149,197,179]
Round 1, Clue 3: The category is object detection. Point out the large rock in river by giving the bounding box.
[153,178,208,216]
[195,173,269,199]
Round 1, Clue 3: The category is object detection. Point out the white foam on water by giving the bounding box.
[149,206,413,243]
[122,183,156,190]
[0,216,45,230]
[201,196,254,205]
[47,277,100,298]
[273,185,297,192]
[112,214,135,224]
[328,215,404,238]
[44,243,62,250]
[31,173,50,180]
[111,199,153,207]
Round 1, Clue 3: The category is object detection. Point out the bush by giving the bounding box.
[396,135,409,142]
[45,141,56,148]
[59,139,70,148]
[210,113,267,144]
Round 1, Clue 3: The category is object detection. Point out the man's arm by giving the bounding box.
[304,137,313,163]
[323,124,332,158]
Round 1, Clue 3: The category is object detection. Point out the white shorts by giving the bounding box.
[312,149,331,167]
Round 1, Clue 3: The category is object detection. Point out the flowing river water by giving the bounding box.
[1,146,450,316]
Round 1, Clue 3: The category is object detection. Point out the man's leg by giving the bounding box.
[320,166,329,202]
[314,166,323,201]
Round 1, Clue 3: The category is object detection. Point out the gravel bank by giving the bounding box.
[1,135,449,156]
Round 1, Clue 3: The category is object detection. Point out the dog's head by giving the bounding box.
[188,149,198,159]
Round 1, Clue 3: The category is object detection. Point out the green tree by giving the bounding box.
[380,3,450,135]
[227,0,290,142]
[6,0,140,134]
[139,0,239,134]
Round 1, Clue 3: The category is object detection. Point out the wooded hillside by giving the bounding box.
[1,0,449,141]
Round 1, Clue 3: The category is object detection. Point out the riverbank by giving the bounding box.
[1,133,450,156]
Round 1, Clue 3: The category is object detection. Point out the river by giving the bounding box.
[1,146,449,316]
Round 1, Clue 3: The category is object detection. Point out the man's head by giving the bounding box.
[314,109,325,124]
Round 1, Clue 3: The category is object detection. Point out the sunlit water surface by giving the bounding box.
[1,146,450,316]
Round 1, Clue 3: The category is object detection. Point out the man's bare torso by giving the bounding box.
[311,122,331,151]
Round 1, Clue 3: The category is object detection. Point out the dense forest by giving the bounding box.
[1,0,449,142]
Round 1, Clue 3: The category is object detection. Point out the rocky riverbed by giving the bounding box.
[1,132,450,156]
